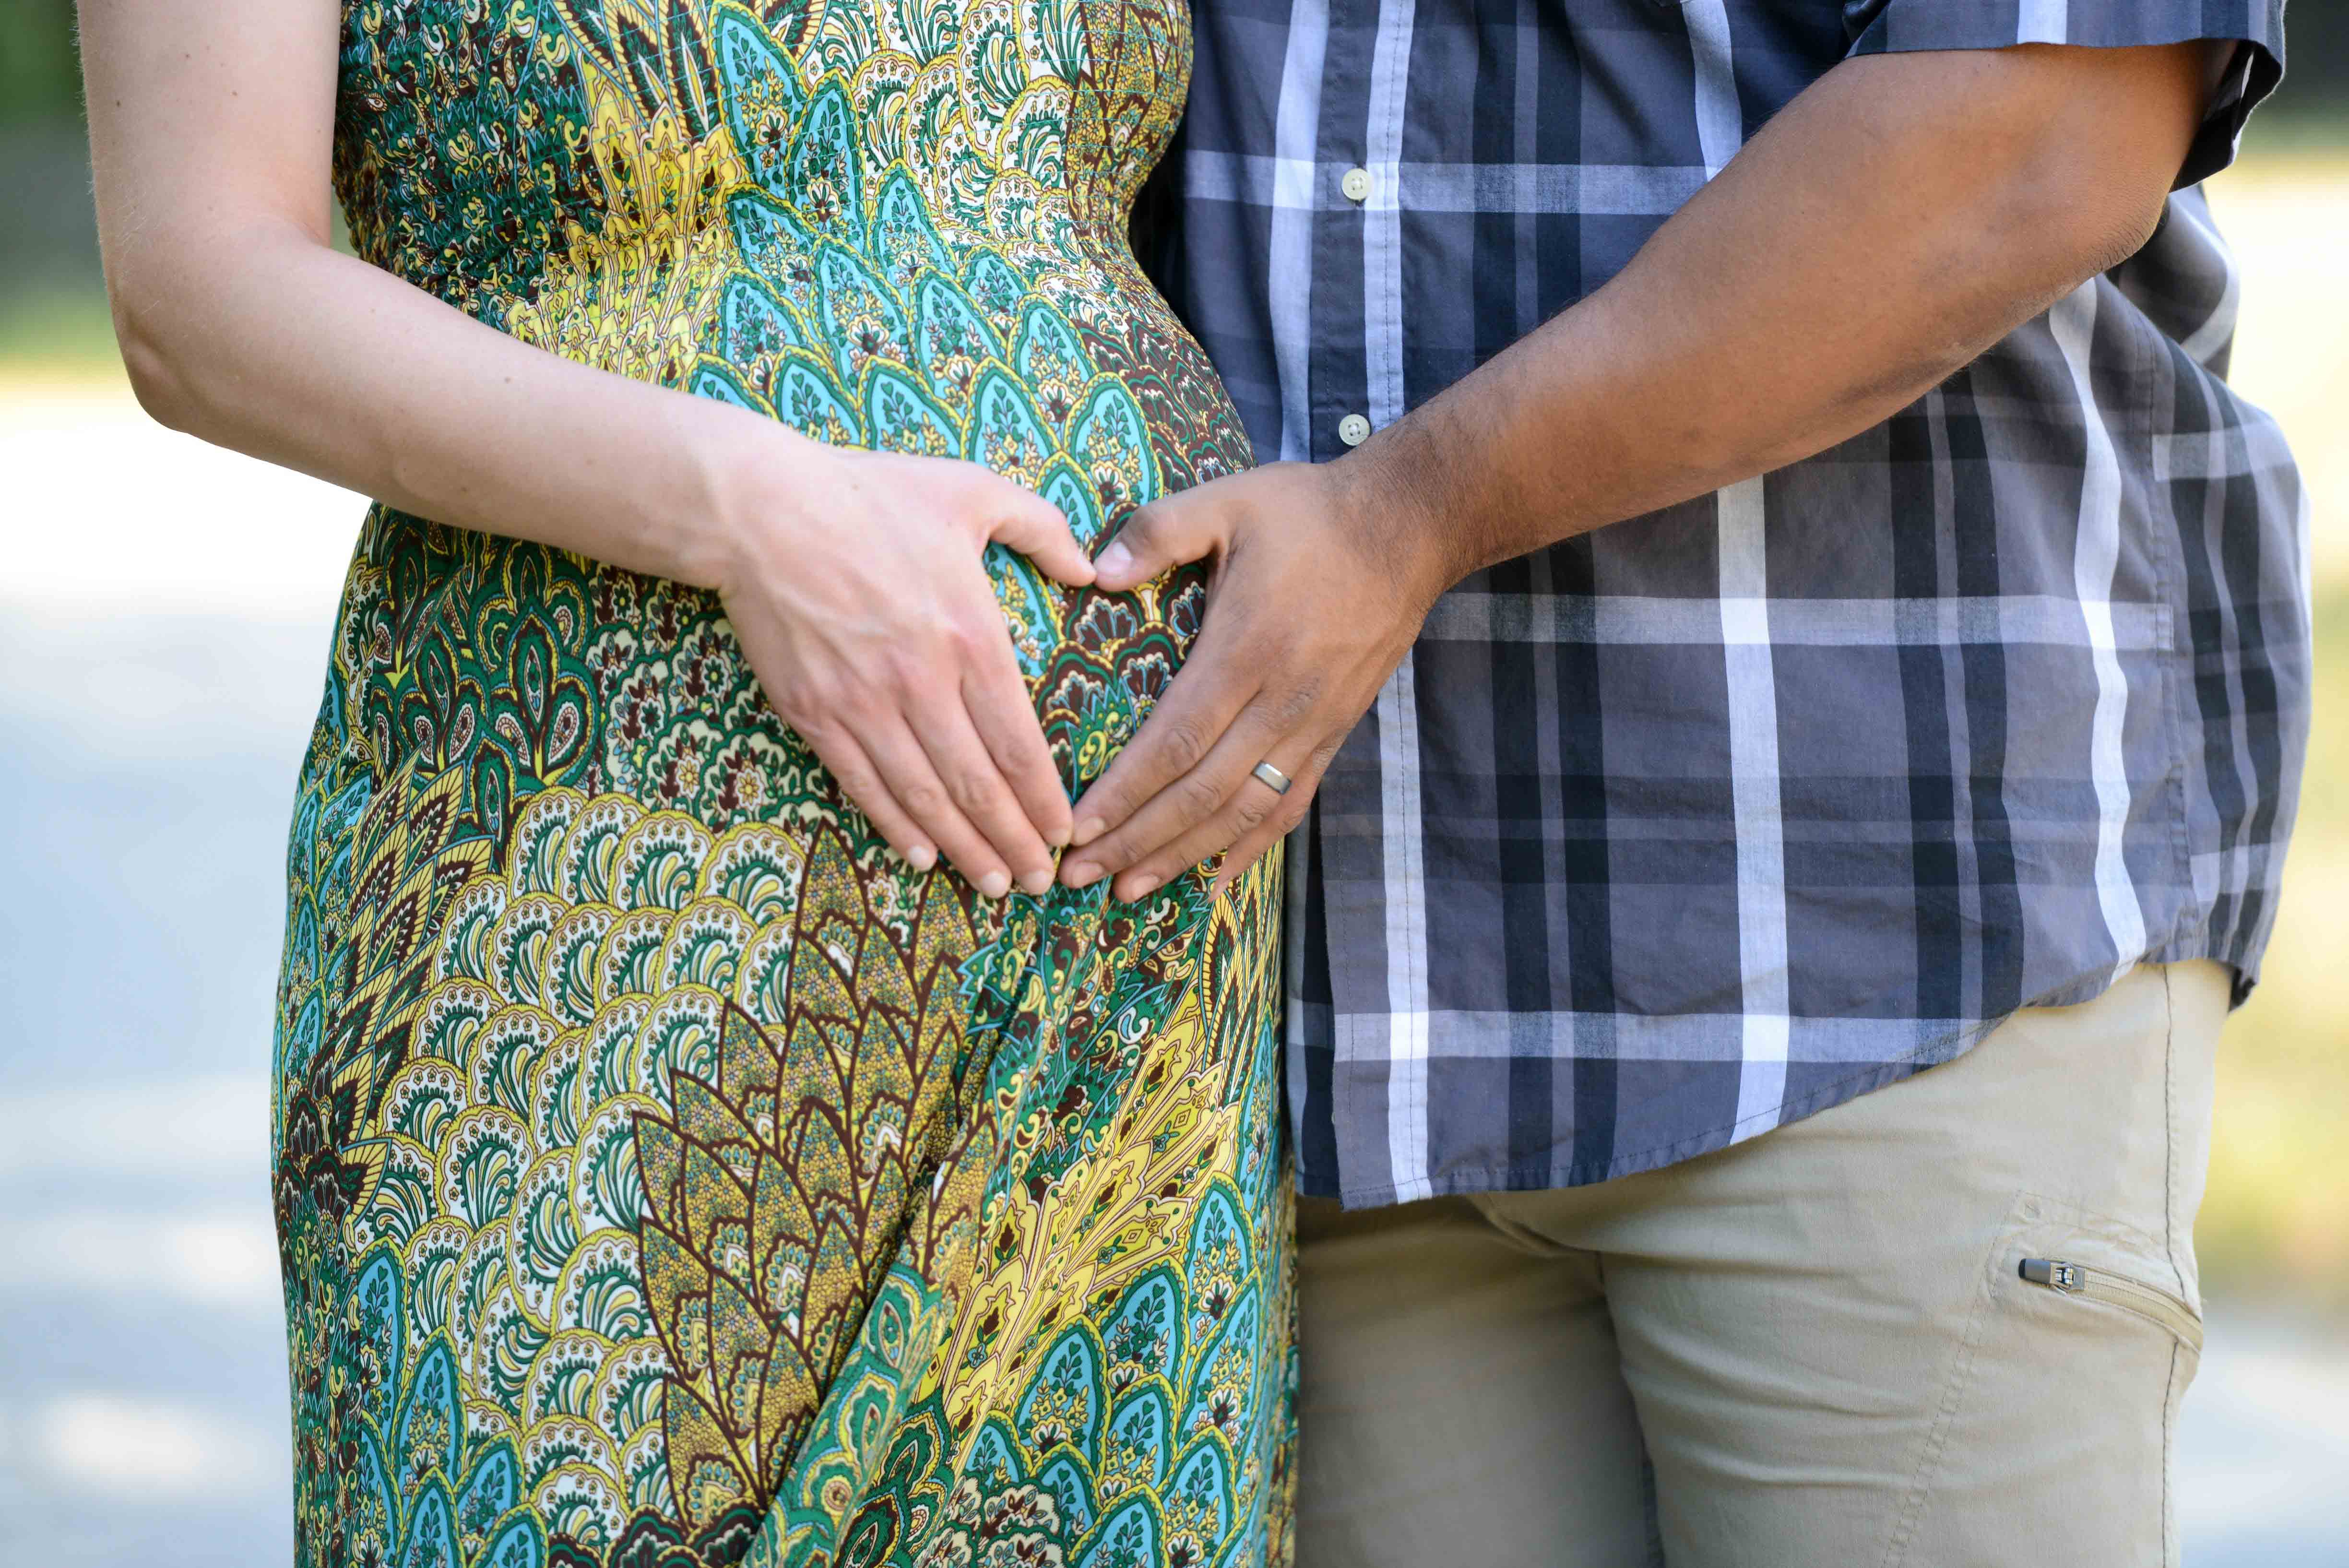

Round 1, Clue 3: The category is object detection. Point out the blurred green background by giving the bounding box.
[14,0,2342,1303]
[3,0,2346,1298]
[0,5,2344,1560]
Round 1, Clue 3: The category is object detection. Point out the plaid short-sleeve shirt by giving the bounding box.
[1136,0,2307,1208]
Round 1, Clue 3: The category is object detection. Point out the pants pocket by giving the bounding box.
[2015,1254,2202,1351]
[1886,1191,2201,1568]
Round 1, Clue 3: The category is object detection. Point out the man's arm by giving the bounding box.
[1059,39,2226,900]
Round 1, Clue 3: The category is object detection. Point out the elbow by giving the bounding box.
[1930,160,2172,352]
[2046,177,2171,284]
[1996,140,2180,301]
[104,217,317,438]
[1959,39,2210,305]
[111,294,203,434]
[118,335,193,432]
[110,286,197,430]
[99,232,245,437]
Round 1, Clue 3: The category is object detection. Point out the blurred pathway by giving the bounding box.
[0,385,358,1563]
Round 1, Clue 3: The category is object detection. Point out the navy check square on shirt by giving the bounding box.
[1137,0,2308,1207]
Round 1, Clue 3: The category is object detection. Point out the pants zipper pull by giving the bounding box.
[2019,1258,2084,1293]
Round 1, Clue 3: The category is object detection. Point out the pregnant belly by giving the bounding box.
[490,160,1248,529]
[336,509,1204,886]
[335,217,1231,855]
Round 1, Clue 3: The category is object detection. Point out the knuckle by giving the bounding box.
[778,704,829,746]
[1230,792,1273,832]
[898,778,946,818]
[795,714,849,759]
[939,619,988,664]
[1266,680,1321,731]
[1157,718,1211,773]
[769,676,831,725]
[949,767,999,815]
[1175,772,1226,821]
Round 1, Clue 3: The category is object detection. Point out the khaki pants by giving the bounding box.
[1295,961,2228,1568]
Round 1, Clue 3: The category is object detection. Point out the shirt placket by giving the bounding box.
[1341,0,1437,1203]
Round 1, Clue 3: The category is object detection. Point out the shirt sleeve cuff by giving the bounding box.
[1842,0,2286,188]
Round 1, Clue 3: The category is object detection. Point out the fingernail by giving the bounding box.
[1095,542,1133,577]
[1062,860,1103,889]
[1123,873,1161,900]
[1045,820,1072,848]
[979,870,1011,900]
[907,843,937,872]
[1072,817,1105,847]
[1018,868,1055,897]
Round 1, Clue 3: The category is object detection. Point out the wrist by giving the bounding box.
[679,403,835,598]
[1327,422,1466,609]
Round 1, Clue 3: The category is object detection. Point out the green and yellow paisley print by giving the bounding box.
[273,2,1291,1565]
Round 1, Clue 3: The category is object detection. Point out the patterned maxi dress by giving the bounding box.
[267,3,1293,1566]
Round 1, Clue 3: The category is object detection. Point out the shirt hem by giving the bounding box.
[1312,938,2254,1211]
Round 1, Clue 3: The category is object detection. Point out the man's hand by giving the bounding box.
[1065,39,2219,899]
[1057,462,1449,900]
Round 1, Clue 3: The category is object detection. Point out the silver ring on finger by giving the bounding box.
[1250,760,1293,796]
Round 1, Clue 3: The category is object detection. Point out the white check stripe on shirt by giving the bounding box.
[1179,150,1710,216]
[1685,1,1794,1134]
[2051,282,2150,983]
[1267,0,1328,464]
[1362,0,1433,1204]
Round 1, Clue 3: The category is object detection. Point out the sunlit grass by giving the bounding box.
[2206,595,2349,1307]
[2195,151,2349,1311]
[2205,587,2349,1308]
[0,280,120,380]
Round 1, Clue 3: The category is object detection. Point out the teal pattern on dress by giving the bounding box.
[274,2,1292,1565]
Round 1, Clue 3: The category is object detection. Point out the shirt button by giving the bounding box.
[1338,413,1372,447]
[1341,166,1374,203]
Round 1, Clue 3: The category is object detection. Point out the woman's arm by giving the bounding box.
[79,0,1090,900]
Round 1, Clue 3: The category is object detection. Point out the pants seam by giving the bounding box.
[1875,1189,2013,1568]
[2162,1337,2180,1567]
[1468,1189,1580,1259]
[1589,1249,1667,1568]
[2162,964,2187,1300]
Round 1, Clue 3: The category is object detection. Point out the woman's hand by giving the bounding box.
[715,438,1096,899]
[80,0,1090,903]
